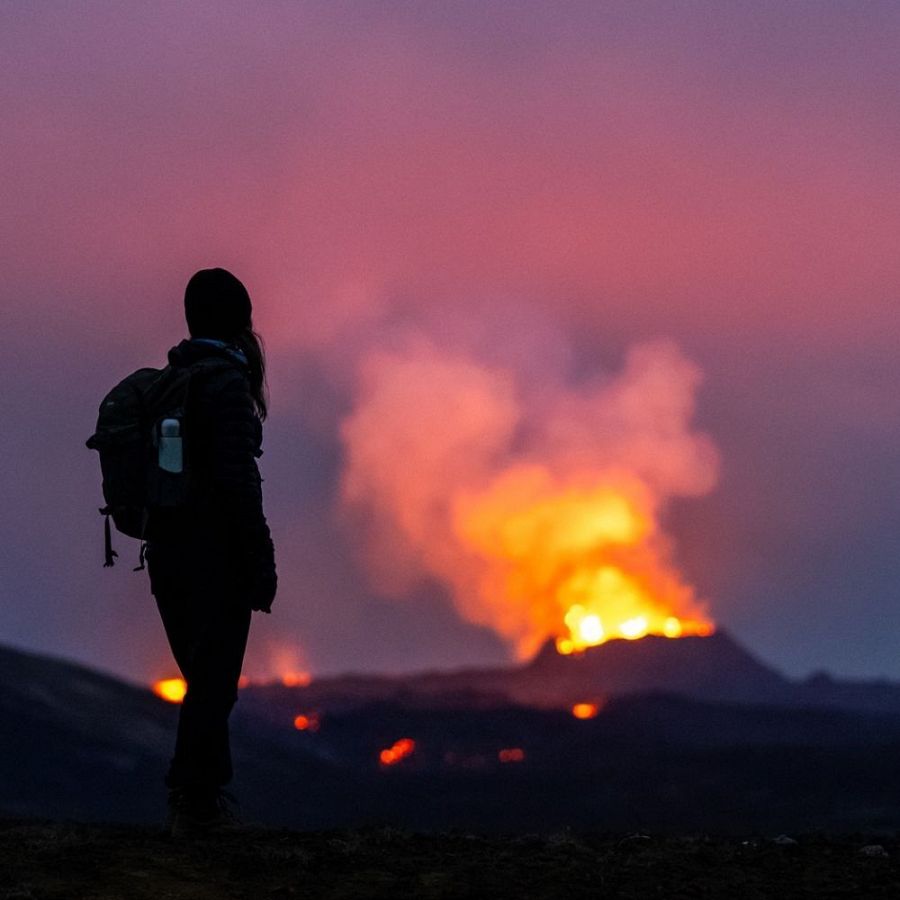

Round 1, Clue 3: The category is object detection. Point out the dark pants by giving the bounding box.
[146,538,252,792]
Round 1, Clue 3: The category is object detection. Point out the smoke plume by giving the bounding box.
[340,335,719,659]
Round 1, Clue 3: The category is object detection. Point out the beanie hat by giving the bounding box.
[184,268,252,340]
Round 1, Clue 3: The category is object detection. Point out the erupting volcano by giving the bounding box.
[341,338,719,661]
[454,468,715,657]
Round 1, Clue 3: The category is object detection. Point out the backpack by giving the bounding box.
[85,356,232,569]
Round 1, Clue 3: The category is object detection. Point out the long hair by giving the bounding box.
[233,324,269,421]
[183,267,268,420]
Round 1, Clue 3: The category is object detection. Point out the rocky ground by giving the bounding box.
[2,820,900,899]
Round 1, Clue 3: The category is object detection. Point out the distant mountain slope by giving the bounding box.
[0,644,350,826]
[511,632,792,705]
[0,644,175,821]
[242,631,900,716]
[6,637,900,832]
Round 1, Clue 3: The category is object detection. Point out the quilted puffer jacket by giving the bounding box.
[147,338,276,612]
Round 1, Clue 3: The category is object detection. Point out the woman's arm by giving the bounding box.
[206,372,277,611]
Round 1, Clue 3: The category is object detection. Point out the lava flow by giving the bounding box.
[380,738,416,766]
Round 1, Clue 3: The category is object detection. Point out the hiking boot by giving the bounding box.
[166,787,184,830]
[169,788,241,838]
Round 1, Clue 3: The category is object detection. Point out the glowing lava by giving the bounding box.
[498,748,526,763]
[450,461,717,657]
[153,678,187,703]
[293,713,321,732]
[554,563,714,655]
[380,738,416,766]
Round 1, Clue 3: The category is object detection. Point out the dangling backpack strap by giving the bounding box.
[100,506,119,568]
[133,508,150,571]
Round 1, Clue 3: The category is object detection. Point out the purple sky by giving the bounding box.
[3,1,900,684]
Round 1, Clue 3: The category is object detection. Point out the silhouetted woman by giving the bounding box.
[146,268,276,836]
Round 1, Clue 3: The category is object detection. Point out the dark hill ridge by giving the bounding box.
[0,644,175,821]
[6,635,900,831]
[240,631,900,717]
[512,631,791,706]
[0,643,354,826]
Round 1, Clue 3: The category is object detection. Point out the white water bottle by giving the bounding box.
[158,418,183,473]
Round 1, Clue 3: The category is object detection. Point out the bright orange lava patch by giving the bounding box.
[152,678,187,704]
[380,738,416,766]
[293,713,321,733]
[571,702,600,719]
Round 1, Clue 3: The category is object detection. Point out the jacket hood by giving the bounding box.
[167,338,250,373]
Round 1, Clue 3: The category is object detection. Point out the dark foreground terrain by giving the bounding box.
[8,639,900,835]
[2,820,899,900]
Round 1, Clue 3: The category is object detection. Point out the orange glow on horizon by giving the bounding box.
[554,616,715,654]
[236,671,314,688]
[153,678,187,704]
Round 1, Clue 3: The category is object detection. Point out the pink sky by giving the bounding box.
[2,2,900,683]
